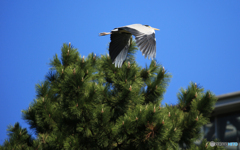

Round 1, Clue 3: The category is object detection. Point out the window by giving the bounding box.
[217,112,240,142]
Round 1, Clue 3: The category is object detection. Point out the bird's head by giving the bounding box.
[144,25,160,31]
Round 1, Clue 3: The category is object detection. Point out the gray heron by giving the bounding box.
[99,24,159,68]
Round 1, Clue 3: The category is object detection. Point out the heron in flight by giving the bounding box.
[99,24,159,68]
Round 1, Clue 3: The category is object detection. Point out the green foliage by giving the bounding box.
[1,42,224,150]
[0,123,38,150]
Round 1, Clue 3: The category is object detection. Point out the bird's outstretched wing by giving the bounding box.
[109,32,132,68]
[119,24,156,59]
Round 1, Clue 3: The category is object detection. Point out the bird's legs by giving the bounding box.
[99,32,111,36]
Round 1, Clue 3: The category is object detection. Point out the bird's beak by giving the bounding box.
[153,28,160,31]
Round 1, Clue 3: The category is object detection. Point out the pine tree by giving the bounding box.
[1,42,225,150]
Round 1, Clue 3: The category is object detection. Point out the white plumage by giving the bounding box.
[100,24,159,68]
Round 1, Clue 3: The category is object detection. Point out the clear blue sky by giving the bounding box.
[0,1,240,144]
